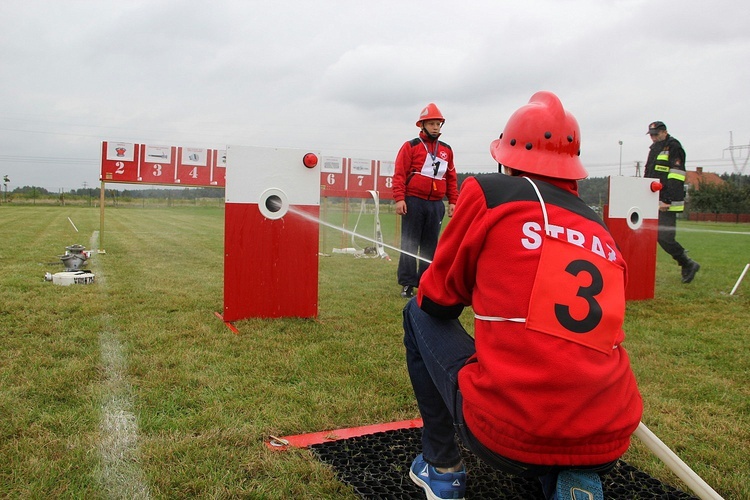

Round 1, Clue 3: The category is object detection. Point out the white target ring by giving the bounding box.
[627,206,643,230]
[258,188,289,220]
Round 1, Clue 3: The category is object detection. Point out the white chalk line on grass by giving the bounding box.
[678,227,750,236]
[90,231,151,499]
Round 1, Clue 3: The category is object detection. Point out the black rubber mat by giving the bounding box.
[310,427,698,499]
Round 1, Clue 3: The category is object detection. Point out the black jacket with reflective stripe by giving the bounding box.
[645,135,686,206]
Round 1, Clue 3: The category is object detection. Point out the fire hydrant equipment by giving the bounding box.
[59,244,89,271]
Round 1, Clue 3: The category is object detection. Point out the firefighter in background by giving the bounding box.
[644,121,700,283]
[393,103,459,299]
[403,91,642,500]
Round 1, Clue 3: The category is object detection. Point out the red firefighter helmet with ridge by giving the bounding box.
[490,91,587,180]
[416,103,445,127]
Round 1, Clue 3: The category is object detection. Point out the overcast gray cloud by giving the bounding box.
[1,0,749,191]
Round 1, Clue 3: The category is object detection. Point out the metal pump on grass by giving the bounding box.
[59,243,89,271]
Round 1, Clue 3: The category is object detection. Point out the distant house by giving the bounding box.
[685,167,749,222]
[686,167,724,190]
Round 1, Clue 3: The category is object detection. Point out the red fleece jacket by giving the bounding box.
[418,173,643,466]
[393,131,458,204]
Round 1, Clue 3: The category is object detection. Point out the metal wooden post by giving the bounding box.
[99,181,106,252]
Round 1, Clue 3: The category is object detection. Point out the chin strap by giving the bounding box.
[421,127,441,141]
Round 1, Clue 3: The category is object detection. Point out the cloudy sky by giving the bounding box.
[1,0,749,192]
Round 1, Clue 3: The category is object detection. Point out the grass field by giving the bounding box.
[0,205,748,499]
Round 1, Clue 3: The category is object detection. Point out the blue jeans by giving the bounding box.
[402,298,473,468]
[402,299,616,488]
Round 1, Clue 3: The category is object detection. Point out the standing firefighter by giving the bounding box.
[644,121,700,283]
[393,103,459,298]
[403,91,643,500]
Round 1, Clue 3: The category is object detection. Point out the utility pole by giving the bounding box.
[724,131,749,176]
[83,181,91,206]
[618,141,623,176]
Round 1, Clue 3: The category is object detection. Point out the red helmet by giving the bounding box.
[490,91,587,180]
[416,103,445,127]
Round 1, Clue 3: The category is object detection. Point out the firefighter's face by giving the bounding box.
[649,130,667,142]
[422,120,443,135]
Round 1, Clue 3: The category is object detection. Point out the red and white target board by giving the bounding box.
[320,156,347,197]
[211,149,226,187]
[603,176,661,300]
[139,144,177,184]
[223,146,321,321]
[101,142,141,183]
[377,160,395,200]
[100,141,226,188]
[318,156,394,200]
[176,147,212,186]
[347,158,376,198]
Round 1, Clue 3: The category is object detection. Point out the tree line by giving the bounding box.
[456,172,750,215]
[3,174,749,214]
[5,186,224,200]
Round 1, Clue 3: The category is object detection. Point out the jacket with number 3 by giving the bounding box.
[417,173,643,466]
